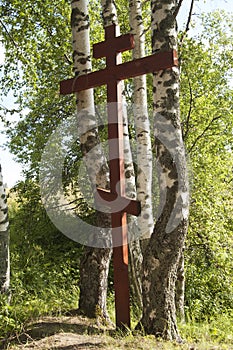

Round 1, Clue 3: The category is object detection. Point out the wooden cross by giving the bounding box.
[60,24,178,329]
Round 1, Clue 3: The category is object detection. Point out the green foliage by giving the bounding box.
[0,180,82,340]
[179,314,233,347]
[180,11,233,320]
[0,0,72,94]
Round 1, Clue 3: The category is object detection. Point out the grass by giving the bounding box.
[1,291,232,349]
[106,294,233,348]
[5,313,233,350]
[2,289,228,349]
[178,314,233,349]
[1,310,233,349]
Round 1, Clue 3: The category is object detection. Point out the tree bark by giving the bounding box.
[0,165,10,296]
[175,247,185,321]
[139,0,189,341]
[129,0,153,242]
[78,245,111,319]
[71,0,111,321]
[128,0,155,310]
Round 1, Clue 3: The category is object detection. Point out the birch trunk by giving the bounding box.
[100,0,136,197]
[0,165,10,295]
[100,0,143,308]
[71,0,111,321]
[129,0,153,242]
[175,247,185,321]
[127,0,154,309]
[139,0,189,341]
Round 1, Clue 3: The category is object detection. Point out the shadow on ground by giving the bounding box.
[0,315,111,350]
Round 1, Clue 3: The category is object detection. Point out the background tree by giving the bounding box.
[179,10,233,319]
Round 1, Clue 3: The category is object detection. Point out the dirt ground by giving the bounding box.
[3,315,114,350]
[1,315,228,350]
[2,315,161,350]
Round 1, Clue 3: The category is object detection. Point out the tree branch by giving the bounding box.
[46,27,72,65]
[179,0,195,46]
[188,115,222,153]
[0,19,18,49]
[174,0,184,19]
[0,19,35,70]
[183,77,193,140]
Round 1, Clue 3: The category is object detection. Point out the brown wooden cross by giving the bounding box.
[60,23,178,329]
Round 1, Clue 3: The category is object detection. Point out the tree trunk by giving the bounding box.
[175,247,185,321]
[139,0,189,341]
[79,245,111,320]
[71,0,111,321]
[128,0,155,310]
[0,165,10,296]
[129,0,153,241]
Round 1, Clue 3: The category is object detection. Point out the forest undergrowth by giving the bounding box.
[0,185,232,349]
[0,287,232,349]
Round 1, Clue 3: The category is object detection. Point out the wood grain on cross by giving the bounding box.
[60,24,178,329]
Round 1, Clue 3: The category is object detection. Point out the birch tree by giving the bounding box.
[139,0,189,341]
[0,164,10,295]
[126,0,153,308]
[129,0,153,243]
[71,0,111,321]
[100,0,136,200]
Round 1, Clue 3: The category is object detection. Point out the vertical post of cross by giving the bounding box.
[93,24,135,328]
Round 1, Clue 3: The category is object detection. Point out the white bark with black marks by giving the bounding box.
[0,165,10,295]
[71,0,111,321]
[101,0,136,200]
[71,0,109,189]
[129,0,153,240]
[100,0,118,26]
[139,0,189,341]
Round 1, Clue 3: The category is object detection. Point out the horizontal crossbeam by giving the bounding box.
[60,50,178,95]
[93,33,134,59]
